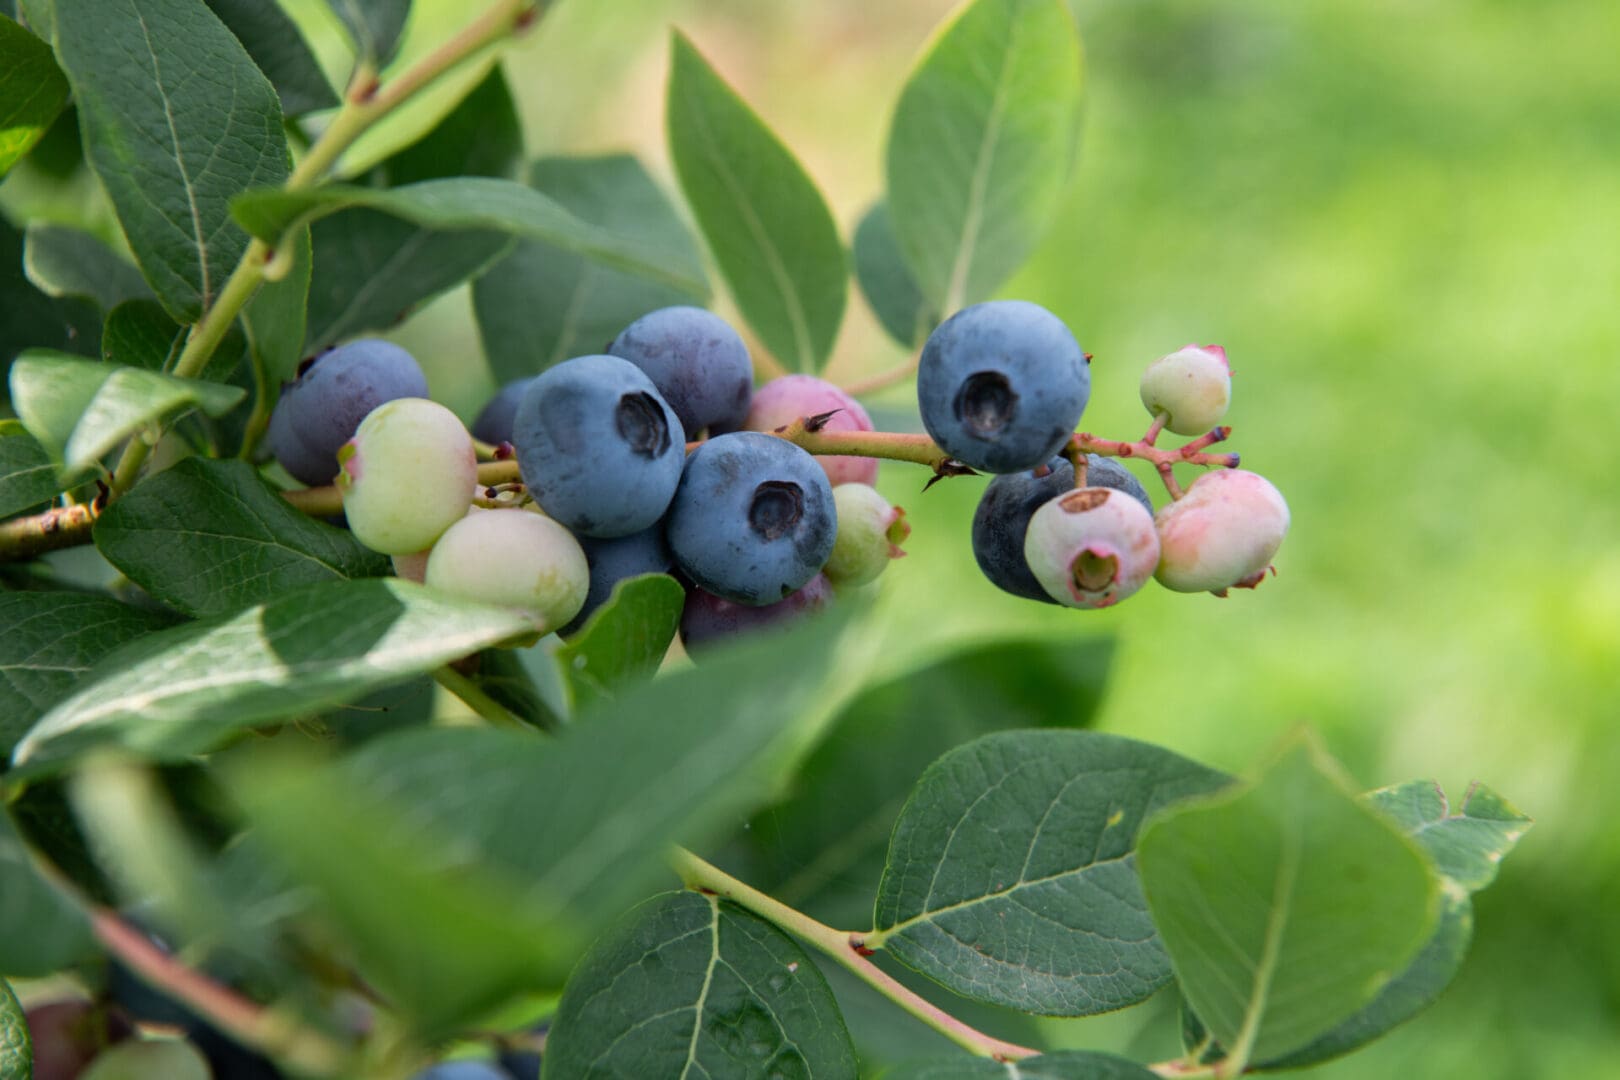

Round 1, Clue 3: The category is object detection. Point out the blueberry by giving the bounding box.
[823,484,908,587]
[1154,469,1289,593]
[267,339,429,485]
[1140,344,1230,435]
[108,957,283,1079]
[559,525,675,637]
[608,306,753,437]
[666,432,836,605]
[916,300,1090,473]
[409,1062,508,1080]
[425,510,589,633]
[744,374,878,486]
[497,1049,542,1080]
[472,377,536,445]
[971,454,1152,603]
[24,999,134,1080]
[680,574,832,651]
[1025,487,1161,609]
[338,399,477,555]
[513,356,686,538]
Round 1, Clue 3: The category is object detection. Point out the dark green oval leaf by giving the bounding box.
[0,419,61,518]
[204,0,337,116]
[886,0,1083,312]
[2,216,100,369]
[870,729,1228,1015]
[101,300,183,371]
[853,202,935,348]
[51,0,291,322]
[666,32,846,373]
[556,573,683,713]
[883,1051,1159,1079]
[10,578,535,774]
[23,224,150,311]
[384,63,521,185]
[93,456,390,617]
[1137,733,1440,1070]
[543,891,857,1080]
[0,13,68,179]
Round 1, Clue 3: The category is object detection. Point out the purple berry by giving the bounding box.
[471,377,535,445]
[267,339,428,485]
[744,375,878,487]
[680,574,832,651]
[559,525,675,637]
[608,306,753,437]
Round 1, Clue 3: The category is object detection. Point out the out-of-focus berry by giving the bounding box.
[680,575,832,651]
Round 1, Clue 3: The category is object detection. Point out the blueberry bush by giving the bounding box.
[0,1,1531,1078]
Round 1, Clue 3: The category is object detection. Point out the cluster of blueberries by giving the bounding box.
[266,299,1288,643]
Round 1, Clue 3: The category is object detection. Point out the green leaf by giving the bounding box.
[465,647,563,732]
[870,729,1228,1015]
[232,176,707,296]
[304,209,511,350]
[328,0,410,65]
[23,224,151,310]
[0,419,62,518]
[1,215,99,370]
[0,590,173,760]
[242,225,311,387]
[1136,733,1440,1069]
[748,636,1114,931]
[473,154,707,383]
[853,202,936,348]
[0,975,29,1080]
[0,807,93,978]
[101,300,183,370]
[555,573,683,713]
[93,456,390,617]
[50,0,291,322]
[0,13,68,179]
[882,1051,1159,1079]
[665,32,847,373]
[543,891,857,1080]
[8,351,246,482]
[384,64,521,185]
[204,0,337,116]
[80,1039,210,1080]
[10,578,536,775]
[886,0,1083,312]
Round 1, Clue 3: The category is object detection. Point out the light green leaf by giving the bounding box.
[666,32,846,373]
[749,636,1114,932]
[0,808,92,978]
[23,224,150,310]
[242,225,311,387]
[543,891,857,1080]
[556,573,683,713]
[10,578,536,774]
[327,0,410,65]
[232,176,707,297]
[870,729,1228,1015]
[0,419,62,518]
[0,975,29,1080]
[1366,779,1531,893]
[204,0,337,116]
[0,13,68,179]
[0,590,173,760]
[8,351,245,481]
[474,154,707,383]
[1137,733,1440,1069]
[50,0,291,322]
[886,0,1083,312]
[853,202,936,348]
[882,1051,1159,1079]
[80,1039,210,1080]
[94,456,390,617]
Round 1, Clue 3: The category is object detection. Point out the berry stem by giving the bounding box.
[668,848,1039,1063]
[1070,431,1239,501]
[432,664,536,730]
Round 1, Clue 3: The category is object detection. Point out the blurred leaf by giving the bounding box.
[665,32,846,373]
[0,12,67,179]
[870,730,1227,1015]
[304,209,511,349]
[0,975,26,1080]
[543,891,857,1080]
[0,419,61,518]
[1365,779,1531,893]
[242,224,311,386]
[853,202,935,348]
[10,578,535,775]
[748,636,1114,931]
[93,457,390,617]
[327,0,409,65]
[384,64,521,185]
[101,300,183,371]
[886,0,1083,311]
[1137,733,1439,1067]
[474,154,707,383]
[8,351,245,482]
[0,807,92,978]
[0,590,173,759]
[882,1052,1158,1079]
[1,216,99,370]
[204,0,337,116]
[232,176,707,296]
[23,224,150,310]
[50,0,290,322]
[467,647,563,732]
[556,573,683,713]
[80,1040,210,1080]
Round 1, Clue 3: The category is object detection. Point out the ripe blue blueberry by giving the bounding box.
[512,355,686,538]
[559,525,675,637]
[408,1062,508,1080]
[971,454,1151,603]
[267,339,428,485]
[916,300,1090,473]
[609,306,753,437]
[666,432,836,605]
[680,574,832,651]
[471,377,535,446]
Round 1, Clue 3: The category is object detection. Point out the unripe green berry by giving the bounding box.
[823,484,909,587]
[338,398,478,555]
[1024,487,1160,609]
[1154,469,1289,594]
[1140,344,1231,435]
[424,509,589,632]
